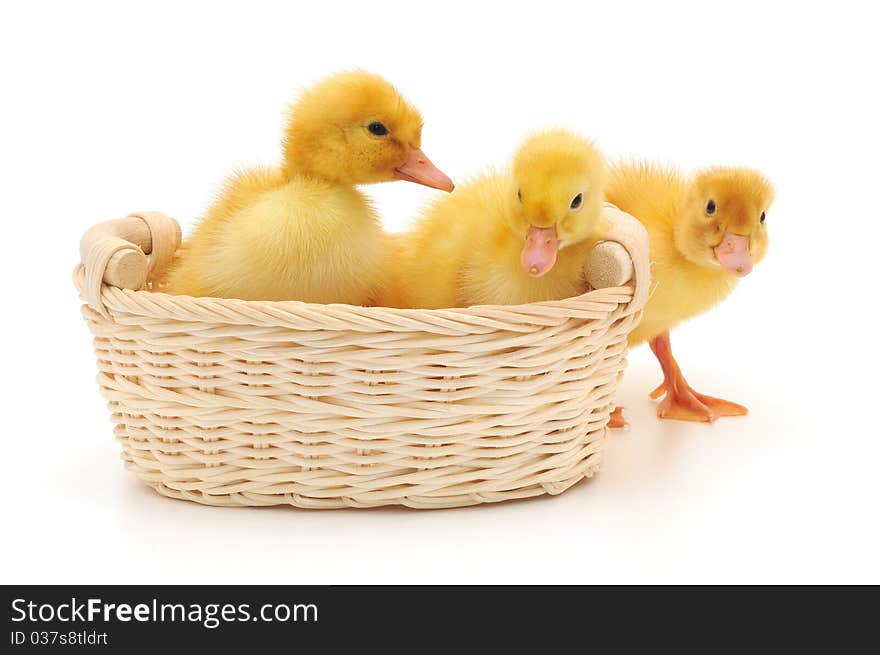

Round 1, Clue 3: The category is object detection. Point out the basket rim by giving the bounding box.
[74,204,650,331]
[74,264,632,312]
[73,263,637,334]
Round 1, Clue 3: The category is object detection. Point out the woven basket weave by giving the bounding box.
[74,208,649,509]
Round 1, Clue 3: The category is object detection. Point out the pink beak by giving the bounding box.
[714,230,753,277]
[393,147,454,192]
[521,225,559,277]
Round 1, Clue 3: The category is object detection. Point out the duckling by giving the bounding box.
[605,162,774,423]
[162,71,453,303]
[392,130,607,309]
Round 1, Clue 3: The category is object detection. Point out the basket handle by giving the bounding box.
[584,241,633,290]
[583,203,651,309]
[79,212,181,315]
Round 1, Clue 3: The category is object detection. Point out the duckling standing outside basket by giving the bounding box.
[606,163,774,424]
[160,71,454,304]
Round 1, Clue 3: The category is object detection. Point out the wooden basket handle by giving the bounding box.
[584,241,634,290]
[79,212,181,315]
[583,203,651,310]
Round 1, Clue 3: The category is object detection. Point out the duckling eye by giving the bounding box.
[517,189,522,202]
[760,211,766,224]
[367,122,388,136]
[706,199,716,215]
[570,193,583,210]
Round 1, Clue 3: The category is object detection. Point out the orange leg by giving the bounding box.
[648,331,748,423]
[608,406,627,429]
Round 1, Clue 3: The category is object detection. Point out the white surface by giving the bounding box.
[1,0,878,584]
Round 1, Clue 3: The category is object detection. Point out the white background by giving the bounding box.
[1,0,878,584]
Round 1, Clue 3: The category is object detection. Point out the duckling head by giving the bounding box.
[282,70,453,191]
[675,167,774,277]
[510,130,607,277]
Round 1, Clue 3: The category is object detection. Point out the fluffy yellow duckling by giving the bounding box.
[163,71,453,303]
[606,162,774,423]
[391,130,607,308]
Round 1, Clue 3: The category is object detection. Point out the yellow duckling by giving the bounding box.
[606,162,774,423]
[391,130,607,308]
[163,71,453,303]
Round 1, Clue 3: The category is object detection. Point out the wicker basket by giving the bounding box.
[74,207,649,509]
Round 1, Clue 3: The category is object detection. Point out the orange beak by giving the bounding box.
[393,147,454,192]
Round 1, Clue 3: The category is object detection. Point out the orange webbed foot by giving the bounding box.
[608,406,627,429]
[651,381,748,423]
[647,332,749,424]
